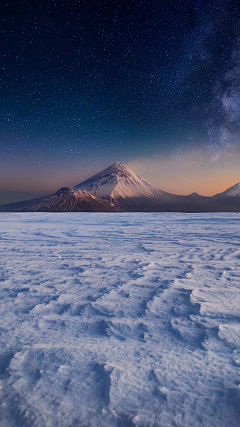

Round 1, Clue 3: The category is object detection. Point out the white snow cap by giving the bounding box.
[74,162,162,199]
[222,182,240,197]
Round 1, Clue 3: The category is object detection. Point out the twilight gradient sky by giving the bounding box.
[1,0,240,202]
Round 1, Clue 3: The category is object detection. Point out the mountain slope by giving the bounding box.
[74,162,164,199]
[214,182,240,197]
[0,188,118,212]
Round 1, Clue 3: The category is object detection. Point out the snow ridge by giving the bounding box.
[221,182,240,197]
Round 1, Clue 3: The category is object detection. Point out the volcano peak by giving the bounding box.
[74,162,161,199]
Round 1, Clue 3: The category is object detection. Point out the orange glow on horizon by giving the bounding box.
[0,147,240,197]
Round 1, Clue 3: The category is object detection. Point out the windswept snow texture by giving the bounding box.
[0,213,240,427]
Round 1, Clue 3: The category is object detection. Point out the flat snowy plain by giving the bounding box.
[0,213,240,427]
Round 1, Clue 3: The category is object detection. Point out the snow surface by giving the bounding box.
[0,212,240,427]
[74,162,161,199]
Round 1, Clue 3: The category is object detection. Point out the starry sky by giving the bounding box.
[1,0,240,202]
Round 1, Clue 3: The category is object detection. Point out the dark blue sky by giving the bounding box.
[1,0,240,198]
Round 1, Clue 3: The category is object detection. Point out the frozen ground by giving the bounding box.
[0,213,240,427]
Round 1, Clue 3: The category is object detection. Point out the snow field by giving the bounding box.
[0,213,240,426]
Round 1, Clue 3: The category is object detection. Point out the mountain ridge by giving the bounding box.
[0,187,118,212]
[1,162,240,212]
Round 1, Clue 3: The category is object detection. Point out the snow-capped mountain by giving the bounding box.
[74,162,163,199]
[1,161,240,212]
[214,182,240,197]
